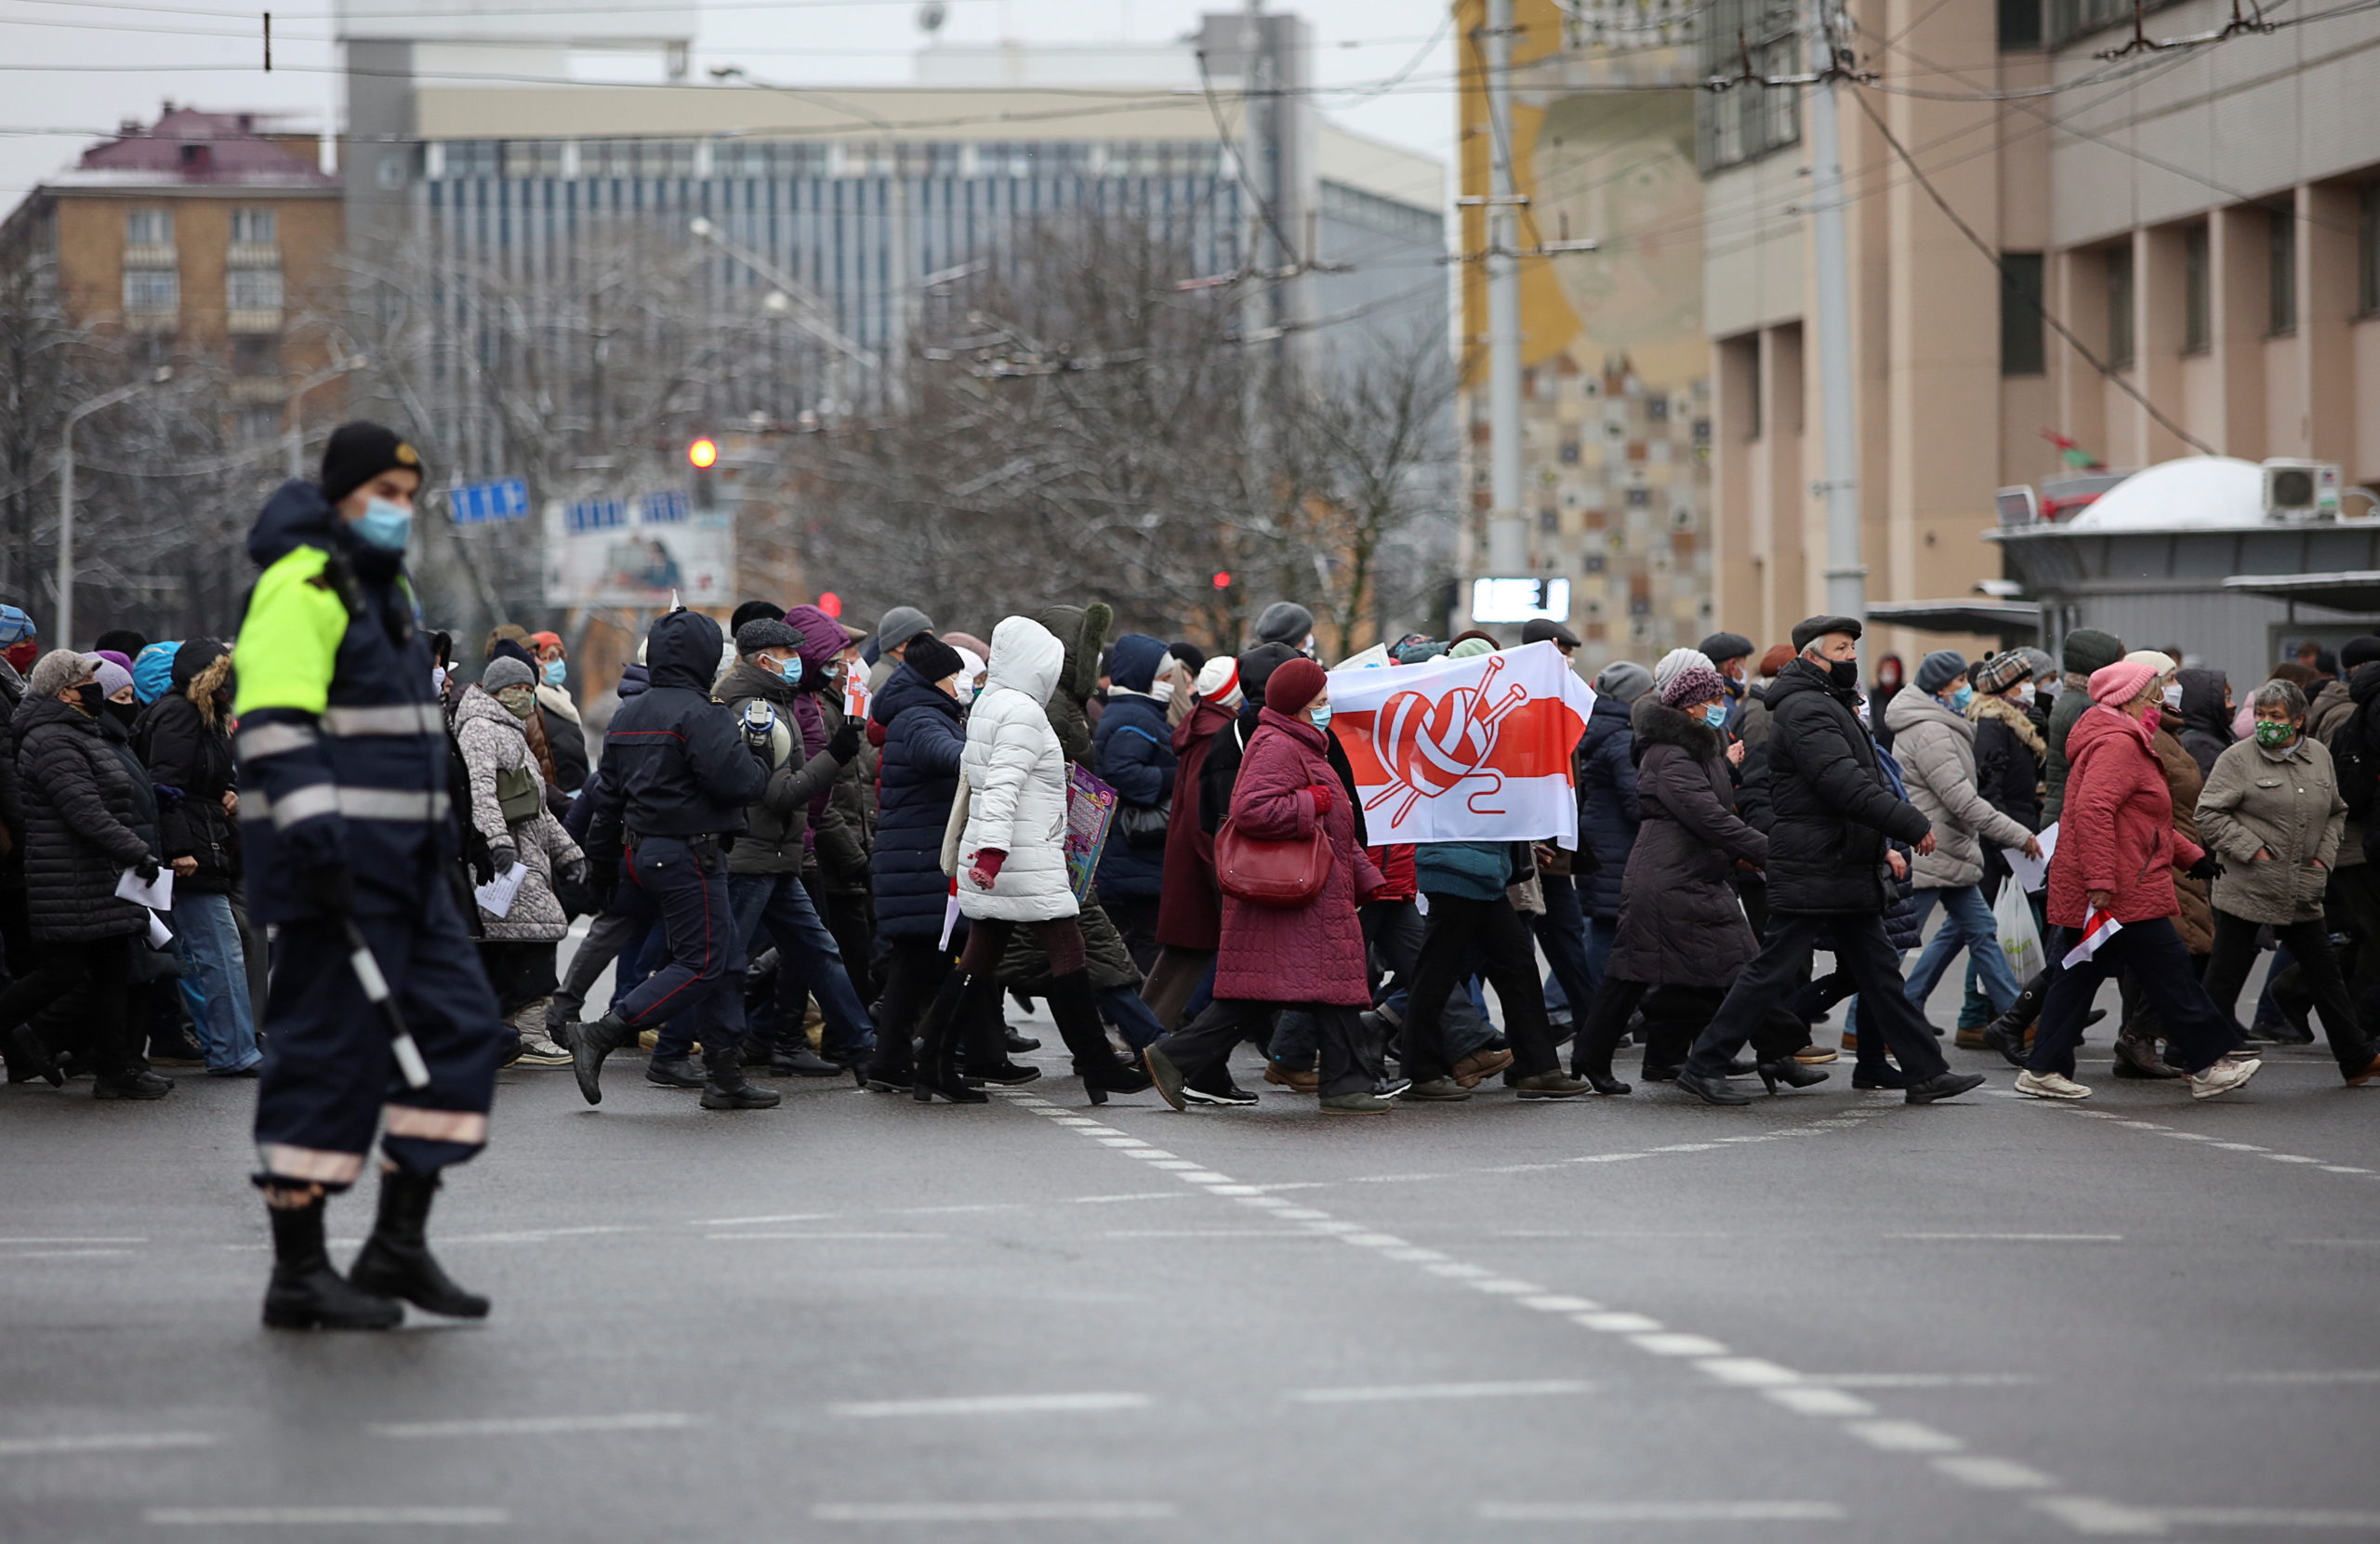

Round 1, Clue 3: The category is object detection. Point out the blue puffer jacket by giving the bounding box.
[1091,641,1176,900]
[1575,691,1642,919]
[869,660,967,940]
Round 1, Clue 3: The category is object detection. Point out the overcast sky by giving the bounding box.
[0,0,1458,205]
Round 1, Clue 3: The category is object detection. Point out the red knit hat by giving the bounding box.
[1267,656,1328,716]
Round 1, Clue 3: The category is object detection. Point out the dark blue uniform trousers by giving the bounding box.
[624,836,747,1060]
[253,879,506,1190]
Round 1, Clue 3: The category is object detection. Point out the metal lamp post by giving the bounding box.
[57,366,171,649]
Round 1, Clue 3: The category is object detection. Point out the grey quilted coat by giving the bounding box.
[2196,735,2345,925]
[11,693,154,943]
[455,685,582,943]
[1884,689,2032,891]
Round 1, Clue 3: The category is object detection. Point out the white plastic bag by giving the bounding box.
[1995,881,2044,983]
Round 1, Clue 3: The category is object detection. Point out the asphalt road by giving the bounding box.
[4,955,2378,1544]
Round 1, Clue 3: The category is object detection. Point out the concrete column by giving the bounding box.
[1761,323,1806,646]
[2212,203,2270,462]
[2137,223,2189,464]
[2050,246,2109,468]
[1712,332,1760,639]
[2304,180,2358,461]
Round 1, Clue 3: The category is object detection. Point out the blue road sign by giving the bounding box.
[639,490,690,525]
[448,477,530,525]
[563,496,628,535]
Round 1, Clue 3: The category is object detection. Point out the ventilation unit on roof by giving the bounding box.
[2263,458,2341,522]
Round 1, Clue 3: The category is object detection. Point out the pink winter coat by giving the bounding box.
[1212,707,1384,1009]
[2048,703,2205,929]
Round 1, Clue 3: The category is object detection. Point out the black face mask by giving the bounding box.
[103,698,139,730]
[1825,658,1860,691]
[73,681,103,715]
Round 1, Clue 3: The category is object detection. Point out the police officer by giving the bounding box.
[233,422,508,1330]
[571,608,779,1111]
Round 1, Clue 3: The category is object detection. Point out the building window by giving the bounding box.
[503,140,566,178]
[232,336,280,376]
[2001,251,2045,376]
[228,268,284,312]
[229,207,276,245]
[2269,205,2297,337]
[1697,0,1800,173]
[1999,0,2042,46]
[124,266,178,321]
[125,207,174,248]
[2183,224,2210,353]
[2047,0,2182,47]
[2361,183,2380,316]
[2107,244,2135,371]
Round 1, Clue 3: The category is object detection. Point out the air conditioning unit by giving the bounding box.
[2263,458,2341,522]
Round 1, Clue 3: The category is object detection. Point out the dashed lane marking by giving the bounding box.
[826,1393,1149,1419]
[148,1508,508,1526]
[0,1432,213,1456]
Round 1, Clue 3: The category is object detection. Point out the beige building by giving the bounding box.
[1457,0,1716,656]
[1702,0,2380,663]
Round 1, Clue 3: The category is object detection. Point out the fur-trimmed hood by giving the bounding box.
[1629,695,1723,762]
[1970,690,2046,759]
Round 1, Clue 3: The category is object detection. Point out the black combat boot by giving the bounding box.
[261,1192,403,1331]
[348,1168,489,1319]
[699,1039,783,1111]
[571,1013,638,1105]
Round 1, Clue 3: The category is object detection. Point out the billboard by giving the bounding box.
[544,490,734,607]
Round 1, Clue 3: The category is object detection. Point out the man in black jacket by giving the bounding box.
[1678,616,1986,1106]
[570,609,778,1111]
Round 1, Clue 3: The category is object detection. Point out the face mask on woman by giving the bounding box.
[542,658,567,689]
[1701,701,1729,731]
[1949,685,1975,714]
[1310,702,1333,731]
[2254,718,2297,748]
[104,697,139,730]
[2162,682,2183,710]
[496,684,537,720]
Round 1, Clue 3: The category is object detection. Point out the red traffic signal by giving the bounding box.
[817,591,843,619]
[1212,570,1233,589]
[687,437,720,469]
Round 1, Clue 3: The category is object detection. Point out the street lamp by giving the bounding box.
[57,365,171,649]
[284,352,370,479]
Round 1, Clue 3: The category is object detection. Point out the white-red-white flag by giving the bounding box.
[1326,641,1595,847]
[2062,908,2122,968]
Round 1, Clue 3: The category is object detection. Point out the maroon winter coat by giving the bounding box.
[1212,706,1384,1008]
[1155,694,1236,950]
[2048,702,2206,929]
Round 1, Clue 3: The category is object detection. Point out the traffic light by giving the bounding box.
[688,436,719,512]
[1212,570,1233,590]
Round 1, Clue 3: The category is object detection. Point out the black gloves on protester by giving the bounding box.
[828,719,862,763]
[134,854,161,884]
[2187,852,2223,882]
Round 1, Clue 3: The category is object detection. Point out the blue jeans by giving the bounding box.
[728,871,876,1064]
[1903,884,2019,1017]
[171,891,261,1074]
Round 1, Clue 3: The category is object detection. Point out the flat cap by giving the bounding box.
[1791,614,1862,652]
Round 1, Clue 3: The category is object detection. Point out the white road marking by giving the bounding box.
[1933,1457,2058,1490]
[1691,1358,1800,1387]
[372,1413,694,1438]
[1144,1160,1205,1170]
[0,1432,213,1456]
[1469,1278,1547,1295]
[2031,1495,2171,1535]
[1631,1333,1729,1356]
[813,1502,1175,1523]
[1174,1171,1234,1183]
[695,1213,838,1228]
[1340,1233,1408,1247]
[147,1508,507,1525]
[1479,1501,1845,1522]
[1574,1312,1661,1332]
[1846,1420,1964,1453]
[828,1393,1150,1419]
[1292,1380,1593,1405]
[1273,1208,1332,1221]
[0,1236,145,1245]
[1765,1387,1875,1418]
[0,1248,134,1259]
[1519,1294,1599,1313]
[2159,1507,2380,1529]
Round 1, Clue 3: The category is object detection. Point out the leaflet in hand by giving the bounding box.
[115,866,174,911]
[2003,821,2057,894]
[475,864,527,919]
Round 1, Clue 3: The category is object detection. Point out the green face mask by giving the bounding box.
[2254,719,2296,748]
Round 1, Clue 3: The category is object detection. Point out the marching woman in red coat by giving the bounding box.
[2018,658,2261,1102]
[1139,657,1241,1029]
[1143,658,1398,1115]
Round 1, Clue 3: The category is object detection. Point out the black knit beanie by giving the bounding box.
[319,422,423,507]
[903,634,964,687]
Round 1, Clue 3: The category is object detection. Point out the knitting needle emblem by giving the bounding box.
[1367,653,1530,825]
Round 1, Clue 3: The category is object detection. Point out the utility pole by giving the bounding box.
[56,369,170,649]
[1805,0,1866,624]
[1239,0,1272,632]
[1481,0,1526,578]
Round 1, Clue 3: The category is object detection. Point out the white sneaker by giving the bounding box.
[2015,1069,2093,1101]
[2187,1055,2262,1100]
[514,1035,574,1067]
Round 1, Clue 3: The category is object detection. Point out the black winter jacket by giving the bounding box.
[13,694,155,942]
[1091,690,1175,900]
[2175,668,2232,780]
[868,662,967,940]
[1608,701,1766,986]
[585,611,767,860]
[1575,691,1641,919]
[139,642,240,892]
[1758,659,1930,914]
[1970,693,2047,836]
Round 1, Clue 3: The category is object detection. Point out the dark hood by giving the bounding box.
[644,610,724,693]
[1584,689,1635,741]
[616,662,650,699]
[870,660,960,728]
[2176,668,2230,738]
[2352,659,2380,706]
[783,604,850,675]
[1106,632,1168,694]
[171,638,229,690]
[1036,601,1112,704]
[246,479,350,570]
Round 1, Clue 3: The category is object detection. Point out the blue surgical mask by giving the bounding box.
[542,659,567,688]
[1310,704,1333,731]
[1950,685,1975,714]
[1701,702,1728,731]
[778,654,803,686]
[352,496,412,552]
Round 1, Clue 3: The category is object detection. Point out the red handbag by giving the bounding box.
[1214,815,1334,908]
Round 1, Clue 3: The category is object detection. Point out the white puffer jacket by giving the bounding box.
[1883,687,2034,891]
[957,615,1077,922]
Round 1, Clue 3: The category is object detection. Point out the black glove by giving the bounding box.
[561,856,588,885]
[300,860,354,917]
[489,843,517,876]
[828,719,862,763]
[134,854,162,884]
[2187,852,2222,882]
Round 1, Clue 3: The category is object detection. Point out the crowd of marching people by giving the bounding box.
[7,449,2380,1128]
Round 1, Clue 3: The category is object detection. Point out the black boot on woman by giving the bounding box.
[1043,971,1153,1104]
[262,1192,403,1331]
[349,1168,490,1318]
[911,975,988,1104]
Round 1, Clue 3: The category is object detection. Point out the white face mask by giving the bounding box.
[1151,680,1175,704]
[2162,682,2184,710]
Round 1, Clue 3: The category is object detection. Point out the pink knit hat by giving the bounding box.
[2088,658,2159,708]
